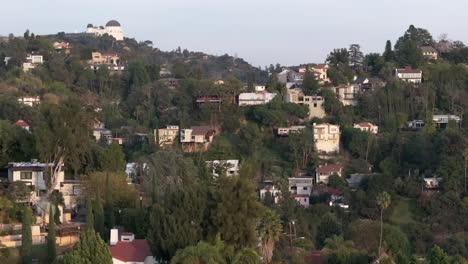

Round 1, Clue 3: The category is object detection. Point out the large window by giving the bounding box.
[20,171,33,180]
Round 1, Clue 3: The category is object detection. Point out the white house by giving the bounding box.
[313,123,340,154]
[289,177,313,207]
[86,20,124,41]
[421,46,438,60]
[205,160,240,177]
[108,229,157,264]
[238,91,276,106]
[353,122,378,134]
[93,128,113,144]
[395,67,422,83]
[22,54,43,72]
[7,160,64,203]
[259,181,281,204]
[18,96,40,107]
[277,126,306,136]
[432,115,461,128]
[315,163,343,184]
[332,84,358,106]
[424,177,442,189]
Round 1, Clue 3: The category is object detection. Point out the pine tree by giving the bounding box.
[86,198,94,230]
[383,40,394,62]
[349,44,364,68]
[20,207,32,264]
[47,206,56,263]
[94,186,105,239]
[104,173,115,231]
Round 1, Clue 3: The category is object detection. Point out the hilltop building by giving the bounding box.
[86,20,124,41]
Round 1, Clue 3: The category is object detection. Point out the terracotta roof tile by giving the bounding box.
[108,239,152,262]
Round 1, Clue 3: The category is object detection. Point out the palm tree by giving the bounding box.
[258,209,282,264]
[376,192,391,256]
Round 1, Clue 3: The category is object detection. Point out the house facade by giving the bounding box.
[315,164,343,184]
[277,126,306,136]
[432,114,461,128]
[421,46,438,60]
[18,96,40,107]
[289,177,313,207]
[332,84,358,106]
[180,126,215,152]
[238,91,276,106]
[22,54,43,72]
[205,160,240,177]
[302,64,331,84]
[259,181,280,204]
[155,125,179,147]
[395,67,423,83]
[285,88,326,118]
[353,122,378,134]
[313,123,340,154]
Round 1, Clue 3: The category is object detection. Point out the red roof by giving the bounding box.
[327,188,343,196]
[355,122,373,128]
[317,164,342,174]
[108,240,152,262]
[15,119,29,127]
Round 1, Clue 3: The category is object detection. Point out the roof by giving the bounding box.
[191,126,214,136]
[317,164,342,174]
[327,187,343,196]
[396,67,422,74]
[420,46,437,53]
[106,20,121,27]
[354,122,375,128]
[108,239,152,262]
[15,119,29,127]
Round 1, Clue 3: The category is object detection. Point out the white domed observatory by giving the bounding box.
[86,20,124,41]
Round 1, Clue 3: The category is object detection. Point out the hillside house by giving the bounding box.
[93,128,113,144]
[332,84,358,106]
[18,96,40,107]
[22,54,43,72]
[353,77,385,92]
[180,126,215,152]
[421,46,438,60]
[353,122,378,134]
[313,123,340,154]
[238,90,276,106]
[289,177,313,207]
[15,120,30,131]
[53,42,71,53]
[433,114,461,128]
[285,88,326,118]
[86,20,124,41]
[155,125,179,147]
[315,163,343,184]
[196,96,222,110]
[298,64,331,84]
[277,69,301,85]
[408,120,425,130]
[205,160,239,177]
[7,160,64,204]
[395,67,422,83]
[259,181,281,204]
[424,177,442,189]
[277,126,306,136]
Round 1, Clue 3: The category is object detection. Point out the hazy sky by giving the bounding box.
[1,0,467,66]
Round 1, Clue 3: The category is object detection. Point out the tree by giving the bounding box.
[316,214,342,248]
[170,240,226,264]
[288,127,317,172]
[97,143,126,172]
[426,245,451,264]
[35,98,93,196]
[383,40,394,62]
[86,198,94,230]
[302,71,320,95]
[376,192,391,255]
[20,207,33,264]
[322,236,370,264]
[47,206,56,263]
[326,48,349,66]
[85,172,137,209]
[104,173,115,231]
[349,44,364,68]
[211,176,262,248]
[258,209,282,263]
[94,186,105,239]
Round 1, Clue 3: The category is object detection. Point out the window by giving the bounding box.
[73,186,81,195]
[20,172,32,180]
[313,103,317,107]
[303,187,308,191]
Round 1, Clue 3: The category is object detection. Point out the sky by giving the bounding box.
[1,0,467,66]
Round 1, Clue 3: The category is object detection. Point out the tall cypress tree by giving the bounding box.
[86,198,94,230]
[20,207,32,264]
[104,173,115,231]
[94,186,105,239]
[47,206,56,263]
[383,40,394,62]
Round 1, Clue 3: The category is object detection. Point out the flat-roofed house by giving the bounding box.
[289,177,313,207]
[155,125,179,147]
[313,123,340,154]
[395,67,422,83]
[285,88,326,118]
[180,126,216,152]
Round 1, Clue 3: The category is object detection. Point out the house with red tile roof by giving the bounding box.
[353,122,378,134]
[15,119,30,131]
[315,163,343,184]
[108,230,156,264]
[395,67,422,83]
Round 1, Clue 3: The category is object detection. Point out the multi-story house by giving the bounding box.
[180,126,215,152]
[313,123,340,154]
[315,163,343,184]
[22,54,43,72]
[155,125,179,147]
[332,84,358,106]
[303,64,331,84]
[353,122,379,134]
[238,86,276,106]
[259,180,281,204]
[433,114,461,128]
[285,88,326,118]
[205,160,240,177]
[421,46,438,60]
[289,177,313,207]
[395,67,422,83]
[88,52,125,71]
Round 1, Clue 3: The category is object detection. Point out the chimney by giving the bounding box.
[31,159,38,164]
[120,232,135,242]
[110,229,118,246]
